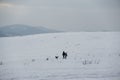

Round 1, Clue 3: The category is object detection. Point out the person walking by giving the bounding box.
[62,51,67,59]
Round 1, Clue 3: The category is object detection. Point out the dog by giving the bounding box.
[55,56,59,59]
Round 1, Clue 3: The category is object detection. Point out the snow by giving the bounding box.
[0,32,120,80]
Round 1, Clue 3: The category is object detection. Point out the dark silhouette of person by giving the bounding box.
[62,51,68,59]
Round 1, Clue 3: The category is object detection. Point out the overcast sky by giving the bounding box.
[0,0,120,31]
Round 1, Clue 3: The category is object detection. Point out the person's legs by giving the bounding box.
[63,55,64,59]
[63,55,65,59]
[64,55,66,59]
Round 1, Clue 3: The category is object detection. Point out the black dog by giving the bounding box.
[55,56,59,59]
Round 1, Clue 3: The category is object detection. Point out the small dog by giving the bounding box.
[46,58,49,61]
[55,56,59,59]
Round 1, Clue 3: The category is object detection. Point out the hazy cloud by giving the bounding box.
[0,0,120,31]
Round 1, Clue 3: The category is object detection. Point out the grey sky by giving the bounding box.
[0,0,120,31]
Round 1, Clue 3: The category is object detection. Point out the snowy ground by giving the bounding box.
[0,32,120,80]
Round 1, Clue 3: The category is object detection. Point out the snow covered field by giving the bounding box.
[0,32,120,80]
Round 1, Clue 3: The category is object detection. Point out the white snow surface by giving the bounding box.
[0,32,120,80]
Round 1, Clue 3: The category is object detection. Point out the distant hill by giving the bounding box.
[0,24,60,37]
